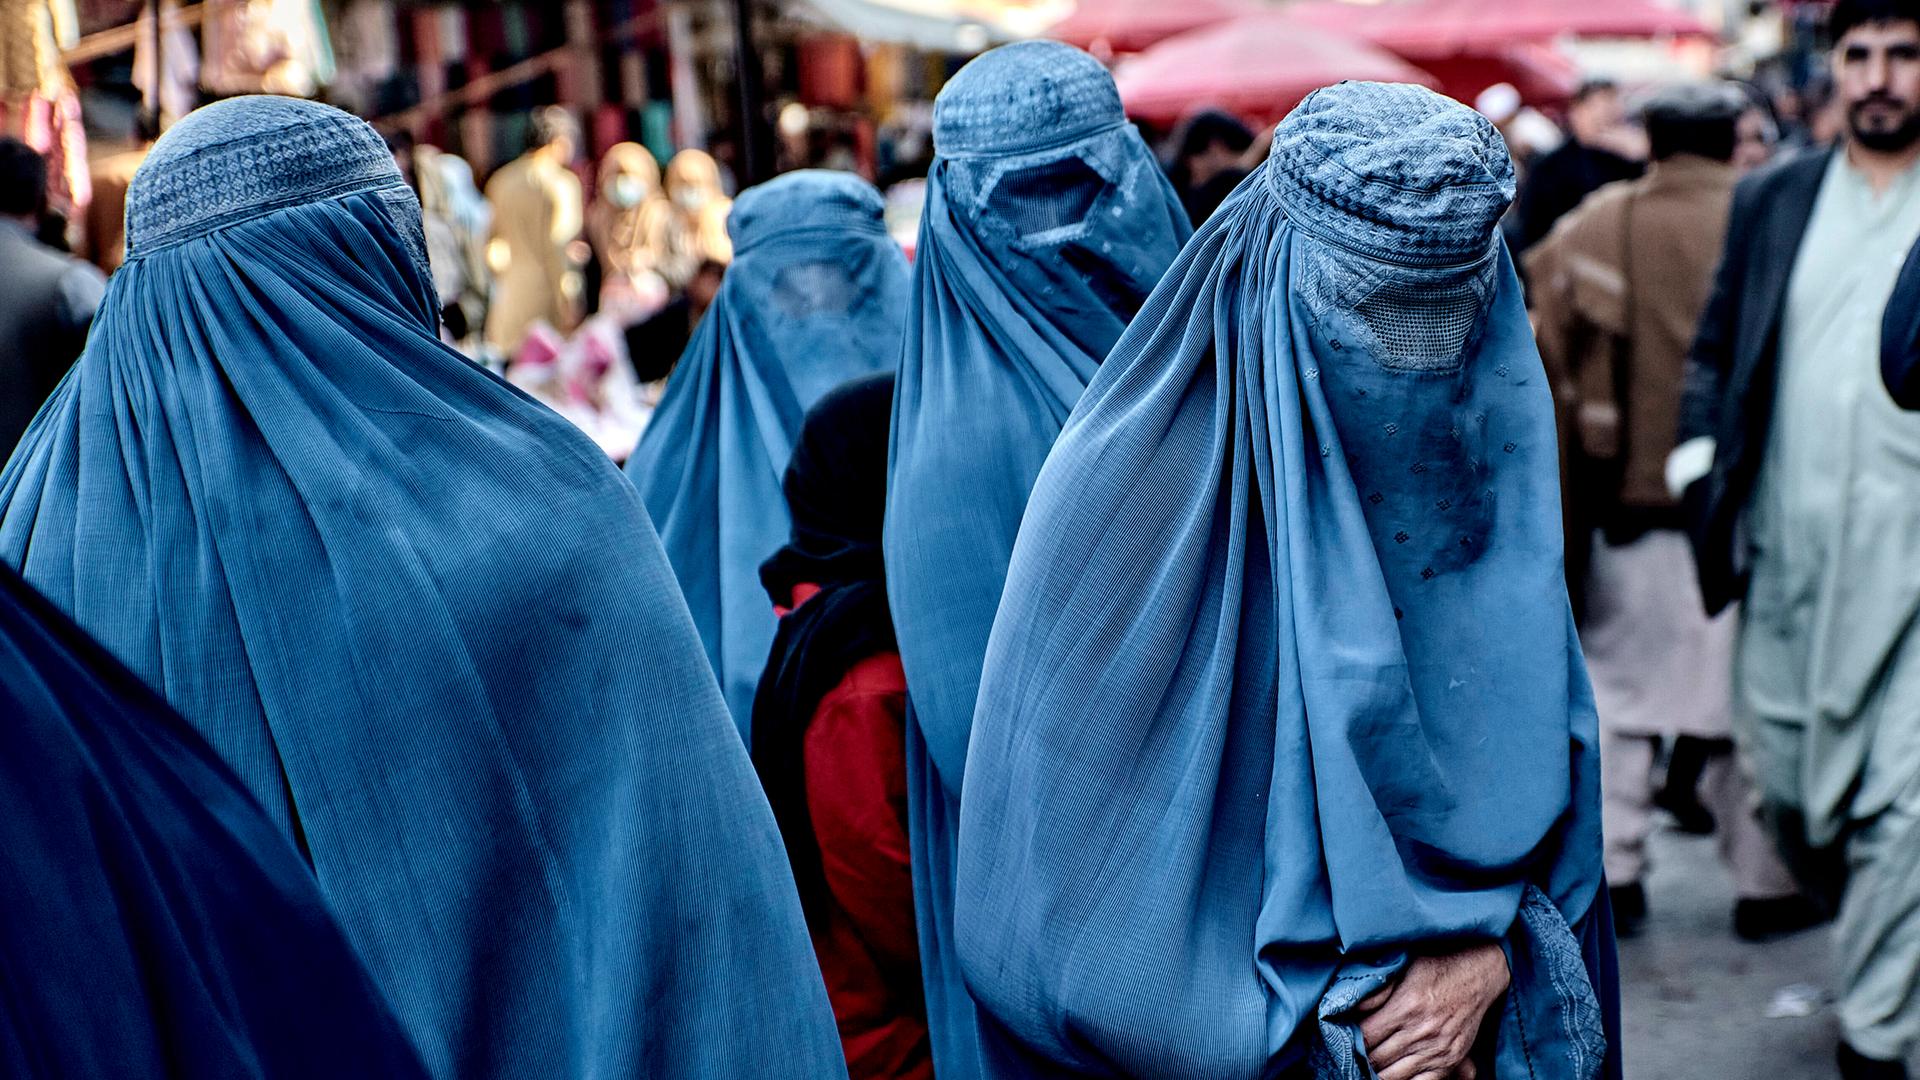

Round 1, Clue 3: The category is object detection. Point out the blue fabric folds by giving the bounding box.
[882,41,1191,1080]
[954,83,1608,1078]
[0,97,846,1080]
[629,169,910,732]
[886,40,1190,789]
[0,562,430,1079]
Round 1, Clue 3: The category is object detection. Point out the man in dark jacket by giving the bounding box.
[1513,78,1645,252]
[1678,2,1920,1076]
[1530,82,1814,944]
[0,138,103,460]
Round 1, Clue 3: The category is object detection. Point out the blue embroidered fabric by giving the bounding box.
[954,82,1610,1078]
[0,96,846,1080]
[627,169,910,734]
[882,40,1192,1080]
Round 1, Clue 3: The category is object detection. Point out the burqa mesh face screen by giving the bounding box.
[954,82,1608,1079]
[882,41,1193,1080]
[3,95,847,1080]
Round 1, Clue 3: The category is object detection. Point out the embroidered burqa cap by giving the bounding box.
[127,95,423,265]
[955,82,1610,1078]
[882,41,1192,1079]
[1,95,846,1080]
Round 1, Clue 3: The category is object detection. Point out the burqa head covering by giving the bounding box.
[0,563,430,1079]
[627,168,910,733]
[881,41,1192,1080]
[955,83,1609,1078]
[751,371,897,926]
[886,39,1190,792]
[0,95,846,1080]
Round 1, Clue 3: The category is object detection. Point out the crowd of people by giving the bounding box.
[1531,2,1920,1076]
[8,1,1920,1079]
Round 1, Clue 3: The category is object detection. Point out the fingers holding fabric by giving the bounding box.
[1356,942,1509,1080]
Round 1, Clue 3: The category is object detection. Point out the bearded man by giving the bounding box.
[1678,2,1920,1076]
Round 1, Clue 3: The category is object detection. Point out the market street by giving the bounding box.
[1624,828,1845,1079]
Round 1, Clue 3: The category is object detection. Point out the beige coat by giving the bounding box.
[483,152,584,355]
[1528,154,1735,511]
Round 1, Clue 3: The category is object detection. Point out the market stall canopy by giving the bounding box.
[1046,0,1262,56]
[1283,0,1713,53]
[801,0,1071,52]
[1114,14,1438,130]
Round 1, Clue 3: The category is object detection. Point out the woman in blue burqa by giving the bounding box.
[883,39,1193,1080]
[0,562,429,1078]
[955,83,1620,1080]
[0,96,846,1080]
[626,169,910,734]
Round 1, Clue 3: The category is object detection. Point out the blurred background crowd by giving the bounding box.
[0,0,1840,467]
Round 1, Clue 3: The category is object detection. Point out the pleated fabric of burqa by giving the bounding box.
[0,562,430,1079]
[883,40,1192,1080]
[0,96,847,1080]
[956,83,1617,1079]
[628,169,909,734]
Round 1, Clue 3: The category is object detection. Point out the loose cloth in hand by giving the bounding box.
[0,95,846,1080]
[0,562,429,1080]
[881,40,1191,1080]
[956,82,1609,1079]
[629,169,909,733]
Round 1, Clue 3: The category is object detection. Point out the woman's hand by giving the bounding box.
[1353,941,1510,1080]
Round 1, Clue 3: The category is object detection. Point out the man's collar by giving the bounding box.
[1645,154,1733,185]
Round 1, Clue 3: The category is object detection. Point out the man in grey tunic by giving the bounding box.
[1679,2,1920,1075]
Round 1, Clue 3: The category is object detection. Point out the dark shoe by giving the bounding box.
[1838,1041,1908,1080]
[1734,894,1829,941]
[1609,882,1647,936]
[1655,735,1721,834]
[1652,784,1717,834]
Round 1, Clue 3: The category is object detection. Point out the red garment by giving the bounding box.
[802,648,933,1080]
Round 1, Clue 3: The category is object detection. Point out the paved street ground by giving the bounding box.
[1621,828,1849,1079]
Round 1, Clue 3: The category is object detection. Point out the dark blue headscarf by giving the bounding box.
[0,96,847,1080]
[956,83,1610,1078]
[0,562,430,1079]
[882,40,1191,1080]
[628,169,910,733]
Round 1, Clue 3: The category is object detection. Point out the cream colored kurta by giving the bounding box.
[1741,149,1920,1060]
[1740,151,1920,840]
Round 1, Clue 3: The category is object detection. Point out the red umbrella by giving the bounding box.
[1047,0,1261,56]
[1114,14,1440,129]
[1284,0,1713,53]
[1414,42,1581,109]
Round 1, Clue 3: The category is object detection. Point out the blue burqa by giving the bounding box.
[0,562,429,1079]
[0,96,846,1080]
[628,169,910,734]
[955,83,1614,1078]
[882,40,1191,1080]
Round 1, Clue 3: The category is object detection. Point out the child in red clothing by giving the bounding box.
[752,372,931,1080]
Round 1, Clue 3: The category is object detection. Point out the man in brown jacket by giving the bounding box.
[1529,82,1820,941]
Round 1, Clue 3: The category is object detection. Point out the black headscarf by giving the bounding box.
[751,370,898,926]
